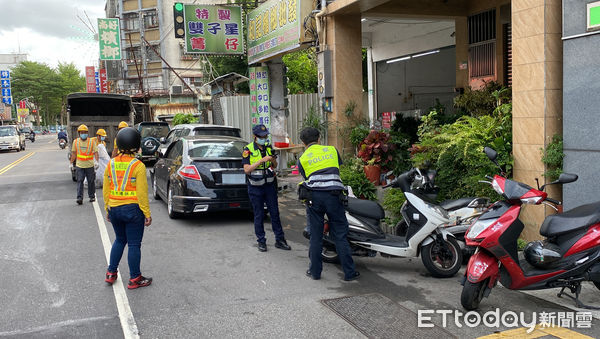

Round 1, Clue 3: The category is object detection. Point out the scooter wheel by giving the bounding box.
[421,236,462,278]
[321,244,340,264]
[461,280,487,310]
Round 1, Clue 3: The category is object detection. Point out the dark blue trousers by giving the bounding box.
[108,204,145,279]
[248,183,285,244]
[307,190,356,280]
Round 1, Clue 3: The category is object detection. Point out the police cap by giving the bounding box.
[252,124,269,137]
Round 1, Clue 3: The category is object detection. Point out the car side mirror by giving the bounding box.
[159,137,166,144]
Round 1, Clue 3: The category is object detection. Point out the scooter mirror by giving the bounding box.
[557,173,578,184]
[483,147,498,161]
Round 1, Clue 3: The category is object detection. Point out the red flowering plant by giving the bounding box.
[357,130,396,170]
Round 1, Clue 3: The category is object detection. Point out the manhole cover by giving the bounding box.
[322,293,455,339]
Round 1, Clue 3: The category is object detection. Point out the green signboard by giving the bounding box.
[247,0,306,64]
[249,67,270,130]
[184,5,244,54]
[588,1,600,31]
[98,18,121,60]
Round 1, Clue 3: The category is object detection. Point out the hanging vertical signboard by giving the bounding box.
[183,5,244,54]
[249,66,270,130]
[85,66,96,93]
[98,18,122,60]
[247,0,313,65]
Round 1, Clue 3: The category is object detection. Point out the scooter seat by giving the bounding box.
[540,201,600,237]
[346,197,385,220]
[439,197,478,211]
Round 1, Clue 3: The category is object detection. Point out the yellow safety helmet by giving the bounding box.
[96,128,107,137]
[118,121,129,129]
[77,124,88,132]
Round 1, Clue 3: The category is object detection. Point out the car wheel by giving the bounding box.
[152,174,161,200]
[167,185,181,219]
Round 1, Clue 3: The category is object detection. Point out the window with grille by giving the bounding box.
[143,10,158,29]
[123,13,139,31]
[468,9,496,78]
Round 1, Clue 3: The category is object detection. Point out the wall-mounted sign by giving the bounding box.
[98,18,122,60]
[85,66,96,93]
[247,0,313,64]
[183,5,244,54]
[588,1,600,31]
[249,67,270,130]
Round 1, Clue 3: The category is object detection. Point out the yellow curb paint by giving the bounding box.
[477,324,594,339]
[0,152,35,175]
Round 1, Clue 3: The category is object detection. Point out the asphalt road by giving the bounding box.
[0,134,598,338]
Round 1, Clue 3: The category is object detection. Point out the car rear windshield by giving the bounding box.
[0,127,17,136]
[188,140,246,158]
[140,125,169,139]
[192,127,240,137]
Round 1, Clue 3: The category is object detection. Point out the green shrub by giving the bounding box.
[454,81,508,117]
[411,103,513,201]
[349,125,370,148]
[382,188,406,224]
[340,164,376,200]
[541,135,564,181]
[300,105,329,138]
[172,113,198,126]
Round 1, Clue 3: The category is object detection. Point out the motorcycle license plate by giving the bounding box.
[222,173,245,184]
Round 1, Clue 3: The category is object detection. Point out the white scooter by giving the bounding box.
[320,168,487,278]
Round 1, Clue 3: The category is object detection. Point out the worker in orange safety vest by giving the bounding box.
[71,124,98,205]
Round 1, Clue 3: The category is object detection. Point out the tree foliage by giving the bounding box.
[172,113,198,125]
[282,48,317,94]
[10,61,84,125]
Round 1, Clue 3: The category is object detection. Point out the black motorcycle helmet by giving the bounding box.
[116,127,141,153]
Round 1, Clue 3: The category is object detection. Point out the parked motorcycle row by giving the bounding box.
[319,147,600,311]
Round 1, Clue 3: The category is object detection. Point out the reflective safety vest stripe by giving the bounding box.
[107,155,141,202]
[246,142,274,186]
[299,144,344,190]
[76,138,94,161]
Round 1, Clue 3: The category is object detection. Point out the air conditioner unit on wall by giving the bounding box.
[171,85,182,94]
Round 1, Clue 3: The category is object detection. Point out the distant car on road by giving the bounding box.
[151,135,250,218]
[0,125,26,152]
[135,121,170,166]
[158,124,242,157]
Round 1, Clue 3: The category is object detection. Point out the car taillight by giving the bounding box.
[178,165,201,180]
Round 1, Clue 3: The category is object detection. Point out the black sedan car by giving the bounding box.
[151,135,250,218]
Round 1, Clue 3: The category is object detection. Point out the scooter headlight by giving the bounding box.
[467,219,495,240]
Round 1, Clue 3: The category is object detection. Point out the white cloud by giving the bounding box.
[0,0,106,74]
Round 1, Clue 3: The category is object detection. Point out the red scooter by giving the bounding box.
[460,147,600,310]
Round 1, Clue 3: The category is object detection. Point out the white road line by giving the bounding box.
[92,200,140,339]
[0,315,115,336]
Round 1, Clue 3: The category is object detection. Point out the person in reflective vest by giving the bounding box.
[242,124,291,252]
[103,127,153,289]
[71,124,98,205]
[111,121,129,158]
[298,127,359,281]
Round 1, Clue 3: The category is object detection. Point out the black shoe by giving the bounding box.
[76,199,83,205]
[306,269,320,280]
[89,197,96,202]
[344,271,360,281]
[275,239,291,250]
[258,242,267,252]
[302,230,310,239]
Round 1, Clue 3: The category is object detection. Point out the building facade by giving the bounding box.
[105,0,205,120]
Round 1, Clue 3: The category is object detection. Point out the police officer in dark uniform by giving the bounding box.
[297,127,359,281]
[242,124,291,252]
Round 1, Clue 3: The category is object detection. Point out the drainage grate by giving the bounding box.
[322,293,455,339]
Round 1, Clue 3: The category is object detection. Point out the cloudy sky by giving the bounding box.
[0,0,106,75]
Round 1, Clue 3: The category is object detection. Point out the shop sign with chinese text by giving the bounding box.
[98,18,122,60]
[249,67,270,130]
[247,0,313,64]
[85,66,96,93]
[184,5,244,54]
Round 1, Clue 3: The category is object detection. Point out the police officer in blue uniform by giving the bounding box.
[298,127,359,281]
[242,124,291,252]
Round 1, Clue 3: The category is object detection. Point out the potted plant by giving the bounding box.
[357,130,396,186]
